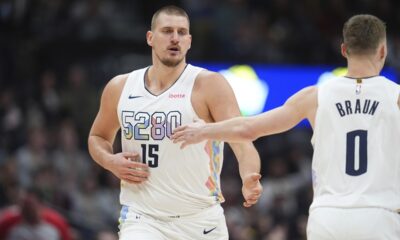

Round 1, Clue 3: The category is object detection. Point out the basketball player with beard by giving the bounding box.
[88,5,262,240]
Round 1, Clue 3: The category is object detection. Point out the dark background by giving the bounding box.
[0,0,399,239]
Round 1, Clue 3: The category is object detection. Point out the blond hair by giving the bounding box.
[151,5,190,30]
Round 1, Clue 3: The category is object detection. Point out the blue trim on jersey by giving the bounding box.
[120,205,129,222]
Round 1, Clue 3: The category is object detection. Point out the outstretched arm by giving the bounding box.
[172,86,317,146]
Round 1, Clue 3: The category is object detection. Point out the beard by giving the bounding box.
[162,58,182,67]
[156,52,184,67]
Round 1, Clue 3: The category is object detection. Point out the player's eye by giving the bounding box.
[178,30,188,35]
[162,29,173,34]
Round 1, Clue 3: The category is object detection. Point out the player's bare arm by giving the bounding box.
[173,86,317,144]
[88,74,150,184]
[248,85,318,137]
[191,70,262,207]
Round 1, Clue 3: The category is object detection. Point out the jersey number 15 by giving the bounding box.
[121,111,182,168]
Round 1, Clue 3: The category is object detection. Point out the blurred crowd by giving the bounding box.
[0,0,399,240]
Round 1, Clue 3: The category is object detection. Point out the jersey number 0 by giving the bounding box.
[346,130,368,176]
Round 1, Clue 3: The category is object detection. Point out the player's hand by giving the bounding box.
[106,152,150,184]
[242,173,262,207]
[171,119,206,149]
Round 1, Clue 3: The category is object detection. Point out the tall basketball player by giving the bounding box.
[88,5,262,240]
[172,14,400,239]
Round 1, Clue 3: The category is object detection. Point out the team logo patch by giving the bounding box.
[129,94,143,99]
[203,227,217,235]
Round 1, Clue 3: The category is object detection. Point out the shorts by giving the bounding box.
[307,207,400,240]
[118,204,228,240]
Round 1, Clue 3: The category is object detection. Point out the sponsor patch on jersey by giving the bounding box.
[169,93,185,98]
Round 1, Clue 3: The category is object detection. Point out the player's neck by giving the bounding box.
[346,57,382,78]
[146,61,187,93]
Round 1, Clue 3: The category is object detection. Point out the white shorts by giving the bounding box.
[307,207,400,240]
[118,204,228,240]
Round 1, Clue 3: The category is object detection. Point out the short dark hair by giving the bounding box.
[343,14,386,55]
[151,5,190,30]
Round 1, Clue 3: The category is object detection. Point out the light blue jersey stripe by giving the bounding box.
[120,205,129,223]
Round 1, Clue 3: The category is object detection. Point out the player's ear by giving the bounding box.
[188,34,192,49]
[146,31,153,47]
[378,41,387,60]
[341,43,348,58]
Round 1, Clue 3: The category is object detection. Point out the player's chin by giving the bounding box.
[161,57,183,67]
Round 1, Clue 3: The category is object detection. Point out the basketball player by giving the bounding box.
[88,5,262,240]
[172,14,400,239]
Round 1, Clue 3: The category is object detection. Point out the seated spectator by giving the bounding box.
[0,187,71,240]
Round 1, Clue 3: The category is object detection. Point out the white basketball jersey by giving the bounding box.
[117,64,224,217]
[311,76,400,212]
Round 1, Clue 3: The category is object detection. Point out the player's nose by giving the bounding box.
[170,31,179,43]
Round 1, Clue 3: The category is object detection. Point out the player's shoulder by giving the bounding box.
[106,73,130,91]
[380,76,399,87]
[286,85,318,108]
[304,85,318,94]
[294,85,318,98]
[100,73,131,101]
[107,67,148,88]
[196,69,225,82]
[191,68,234,104]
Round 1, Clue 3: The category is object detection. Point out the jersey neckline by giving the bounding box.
[343,75,380,80]
[143,64,189,98]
